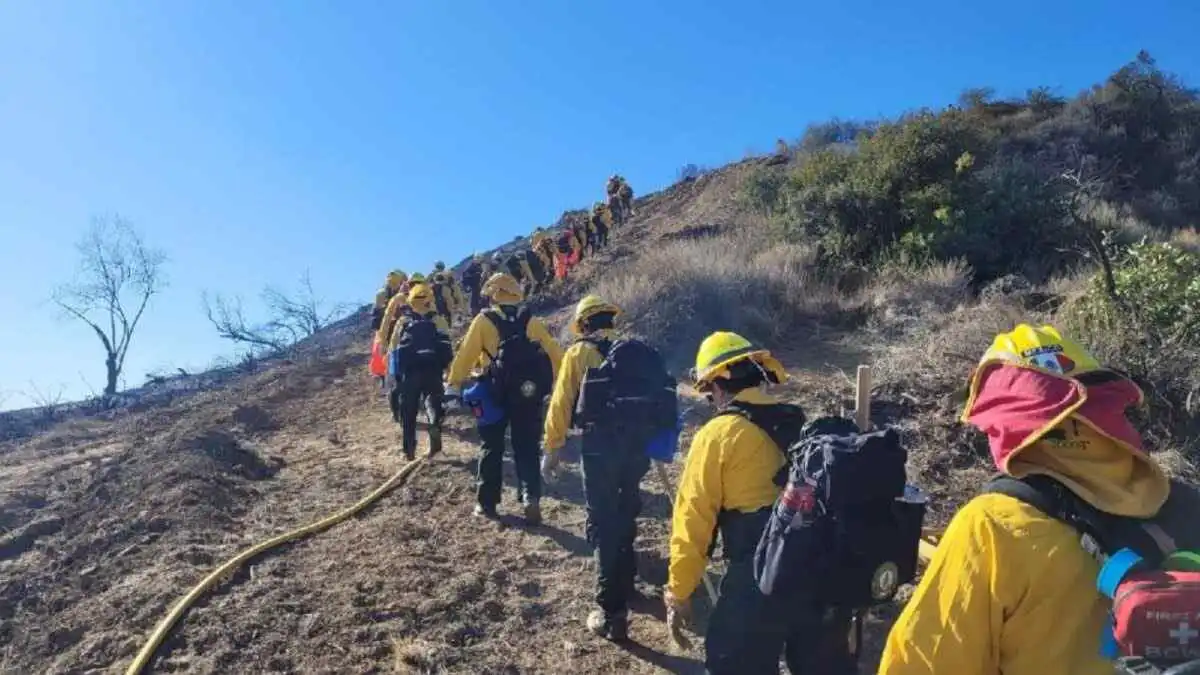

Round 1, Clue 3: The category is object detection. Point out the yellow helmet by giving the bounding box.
[407,283,434,304]
[409,272,426,284]
[481,273,523,303]
[692,331,786,389]
[980,324,1100,377]
[571,295,621,335]
[386,270,407,290]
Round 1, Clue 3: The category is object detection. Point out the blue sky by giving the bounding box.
[1,0,1197,409]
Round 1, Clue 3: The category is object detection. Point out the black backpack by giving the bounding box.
[557,232,574,254]
[396,313,453,374]
[754,417,924,609]
[522,251,546,282]
[482,307,553,407]
[462,263,482,289]
[574,338,677,434]
[429,277,452,317]
[717,401,807,477]
[504,256,524,281]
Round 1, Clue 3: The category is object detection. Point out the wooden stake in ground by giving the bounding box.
[855,365,872,431]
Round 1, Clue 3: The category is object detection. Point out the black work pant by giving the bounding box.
[705,511,858,675]
[397,368,444,456]
[581,430,650,619]
[476,402,543,509]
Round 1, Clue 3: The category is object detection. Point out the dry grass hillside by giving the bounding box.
[3,144,1198,675]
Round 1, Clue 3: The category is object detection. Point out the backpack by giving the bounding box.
[504,256,524,281]
[430,276,451,316]
[717,401,807,477]
[557,231,574,254]
[522,251,546,282]
[395,313,453,374]
[985,474,1200,671]
[462,263,482,289]
[574,338,677,440]
[754,416,923,609]
[481,307,553,407]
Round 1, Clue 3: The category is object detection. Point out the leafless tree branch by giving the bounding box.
[203,270,349,355]
[52,216,167,399]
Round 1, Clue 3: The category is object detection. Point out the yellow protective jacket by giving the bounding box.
[446,305,563,387]
[880,422,1172,675]
[373,287,392,312]
[542,330,614,452]
[377,294,409,348]
[667,389,786,602]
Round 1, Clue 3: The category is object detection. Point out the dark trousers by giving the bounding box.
[705,511,857,675]
[581,430,650,619]
[476,402,543,508]
[397,368,444,456]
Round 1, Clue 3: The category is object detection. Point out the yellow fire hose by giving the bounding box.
[125,456,428,675]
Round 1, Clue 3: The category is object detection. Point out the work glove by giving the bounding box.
[540,450,562,479]
[664,590,692,649]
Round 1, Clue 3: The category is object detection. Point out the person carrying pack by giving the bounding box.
[590,202,611,249]
[881,324,1199,675]
[372,270,406,331]
[428,265,460,325]
[519,249,547,295]
[461,254,485,316]
[666,331,812,675]
[445,273,563,524]
[541,296,677,640]
[746,415,924,673]
[390,283,453,460]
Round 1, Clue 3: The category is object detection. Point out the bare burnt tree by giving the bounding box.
[204,270,348,355]
[53,216,168,398]
[1056,144,1128,301]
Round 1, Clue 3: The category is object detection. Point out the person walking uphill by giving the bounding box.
[666,332,817,675]
[445,273,563,523]
[880,324,1200,675]
[373,270,407,330]
[390,283,453,460]
[541,296,677,641]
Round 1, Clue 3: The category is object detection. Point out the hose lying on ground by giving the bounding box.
[125,456,429,675]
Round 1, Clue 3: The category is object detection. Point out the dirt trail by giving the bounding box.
[1,336,713,674]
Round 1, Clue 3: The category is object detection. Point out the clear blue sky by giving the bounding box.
[1,0,1196,409]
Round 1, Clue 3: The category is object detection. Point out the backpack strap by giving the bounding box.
[983,474,1172,596]
[576,335,613,357]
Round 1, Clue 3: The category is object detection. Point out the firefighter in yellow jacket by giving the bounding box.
[372,270,406,331]
[665,332,796,675]
[541,296,649,639]
[879,325,1189,675]
[388,283,452,460]
[446,273,563,523]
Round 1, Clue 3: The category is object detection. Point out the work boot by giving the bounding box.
[429,427,443,457]
[586,609,628,642]
[403,448,415,461]
[523,499,542,526]
[474,503,498,519]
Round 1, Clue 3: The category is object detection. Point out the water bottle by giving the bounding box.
[778,480,816,530]
[898,484,928,504]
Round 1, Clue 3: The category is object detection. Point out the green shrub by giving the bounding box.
[1070,240,1200,343]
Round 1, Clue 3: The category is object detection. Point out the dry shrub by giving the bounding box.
[864,259,974,338]
[589,234,857,370]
